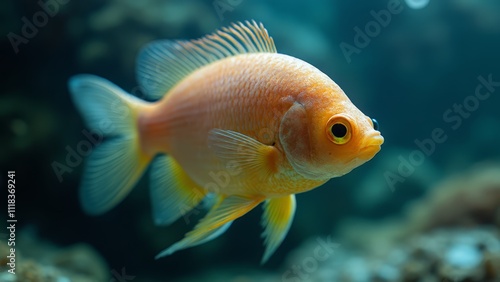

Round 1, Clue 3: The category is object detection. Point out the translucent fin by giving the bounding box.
[68,75,151,215]
[69,75,146,135]
[191,221,232,247]
[208,129,279,179]
[78,137,150,215]
[150,155,206,226]
[260,195,296,264]
[155,194,264,258]
[200,193,217,210]
[136,20,277,101]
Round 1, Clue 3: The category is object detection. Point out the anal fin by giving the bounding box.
[261,194,296,264]
[156,194,265,258]
[150,155,206,226]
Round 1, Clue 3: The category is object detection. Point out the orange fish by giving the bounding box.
[69,21,383,263]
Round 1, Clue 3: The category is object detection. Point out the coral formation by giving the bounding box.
[406,163,500,233]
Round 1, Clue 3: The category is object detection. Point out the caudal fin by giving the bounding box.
[68,75,152,215]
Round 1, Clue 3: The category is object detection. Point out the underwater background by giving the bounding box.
[1,0,500,281]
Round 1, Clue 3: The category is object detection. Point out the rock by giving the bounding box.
[0,231,109,282]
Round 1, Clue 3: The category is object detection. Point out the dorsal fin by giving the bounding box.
[136,20,277,101]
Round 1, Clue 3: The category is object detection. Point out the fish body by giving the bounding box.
[69,21,383,263]
[141,52,337,196]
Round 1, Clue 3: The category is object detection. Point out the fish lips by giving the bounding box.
[358,133,384,160]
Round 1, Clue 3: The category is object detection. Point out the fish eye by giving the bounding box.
[331,123,347,138]
[326,115,352,145]
[371,118,379,131]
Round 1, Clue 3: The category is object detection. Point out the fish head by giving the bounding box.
[279,85,384,180]
[319,110,384,176]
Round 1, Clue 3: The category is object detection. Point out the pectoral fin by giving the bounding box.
[156,194,265,258]
[207,129,280,179]
[260,194,296,264]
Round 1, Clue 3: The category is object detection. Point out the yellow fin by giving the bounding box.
[150,155,206,225]
[261,194,296,264]
[155,194,264,258]
[136,20,277,101]
[208,129,279,180]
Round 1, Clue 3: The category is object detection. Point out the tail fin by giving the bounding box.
[69,75,152,215]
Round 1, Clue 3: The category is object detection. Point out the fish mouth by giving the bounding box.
[365,132,384,146]
[359,133,384,160]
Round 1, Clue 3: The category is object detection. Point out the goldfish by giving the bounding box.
[68,21,383,263]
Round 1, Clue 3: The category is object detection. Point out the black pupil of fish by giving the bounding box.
[331,123,347,138]
[371,118,379,131]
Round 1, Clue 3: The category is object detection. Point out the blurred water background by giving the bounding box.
[1,0,500,281]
